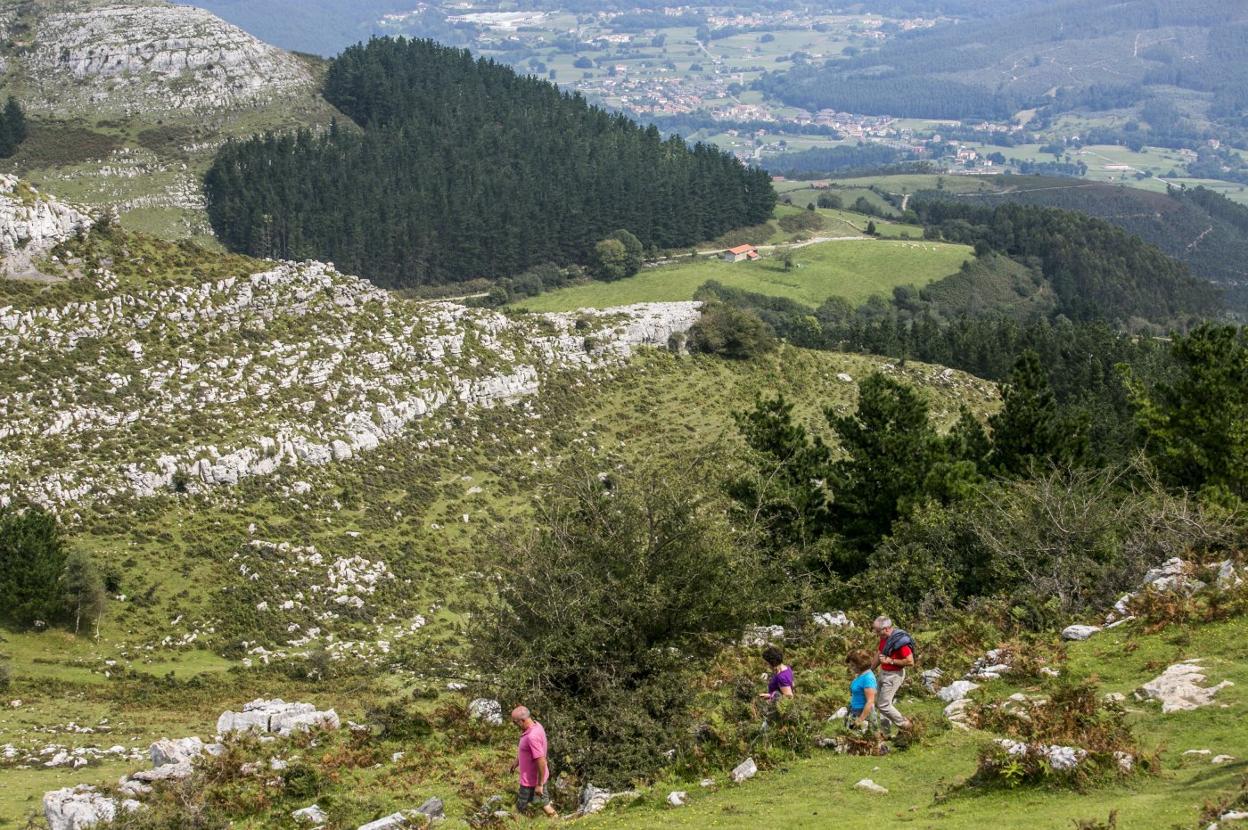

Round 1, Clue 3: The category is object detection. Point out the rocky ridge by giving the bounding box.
[11,2,316,118]
[0,251,700,508]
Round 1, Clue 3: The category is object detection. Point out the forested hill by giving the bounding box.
[910,199,1224,324]
[915,179,1248,309]
[204,38,775,288]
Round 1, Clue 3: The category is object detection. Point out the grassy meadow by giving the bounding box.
[516,238,973,312]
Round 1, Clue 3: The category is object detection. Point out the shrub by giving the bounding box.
[366,699,433,740]
[968,681,1152,790]
[686,302,776,360]
[0,662,10,692]
[778,211,823,234]
[469,458,767,787]
[866,465,1245,624]
[282,762,324,800]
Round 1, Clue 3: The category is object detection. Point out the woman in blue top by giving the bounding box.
[845,649,878,730]
[759,645,794,701]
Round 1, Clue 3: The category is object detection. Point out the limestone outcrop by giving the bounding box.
[0,177,92,278]
[22,3,316,118]
[0,251,700,508]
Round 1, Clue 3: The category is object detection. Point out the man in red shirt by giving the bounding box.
[510,705,558,817]
[870,616,914,731]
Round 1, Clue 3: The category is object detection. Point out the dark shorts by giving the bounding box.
[517,785,550,812]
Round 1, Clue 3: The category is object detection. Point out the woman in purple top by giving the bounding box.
[759,645,795,701]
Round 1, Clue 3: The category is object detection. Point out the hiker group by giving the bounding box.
[759,615,915,734]
[504,615,915,818]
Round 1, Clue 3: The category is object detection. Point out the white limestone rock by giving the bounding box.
[854,778,888,794]
[1137,661,1233,713]
[216,699,340,735]
[576,785,637,815]
[293,804,328,825]
[1061,624,1101,641]
[0,177,92,278]
[42,785,130,830]
[937,680,979,703]
[812,611,852,628]
[357,812,414,830]
[468,698,503,726]
[666,791,687,807]
[944,698,974,727]
[730,757,757,784]
[149,736,208,768]
[741,625,784,647]
[130,762,192,783]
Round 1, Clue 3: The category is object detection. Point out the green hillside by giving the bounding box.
[0,337,999,826]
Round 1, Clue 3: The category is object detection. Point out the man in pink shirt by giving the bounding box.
[510,705,557,817]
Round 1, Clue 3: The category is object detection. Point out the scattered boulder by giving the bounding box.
[130,762,192,782]
[149,736,212,768]
[730,757,757,784]
[217,699,340,736]
[666,791,687,807]
[1108,557,1213,623]
[1061,624,1101,641]
[994,738,1086,771]
[293,804,328,825]
[357,812,414,830]
[741,625,784,647]
[1215,560,1243,590]
[964,648,1012,680]
[43,786,138,830]
[1213,755,1236,765]
[116,778,151,798]
[468,698,503,726]
[944,698,973,729]
[937,680,978,703]
[854,778,888,795]
[576,785,638,816]
[1136,661,1233,713]
[699,778,715,788]
[920,668,943,692]
[812,611,852,628]
[417,797,445,821]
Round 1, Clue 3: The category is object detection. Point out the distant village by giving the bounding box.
[380,3,1011,172]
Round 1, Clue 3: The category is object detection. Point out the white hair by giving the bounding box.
[873,616,893,631]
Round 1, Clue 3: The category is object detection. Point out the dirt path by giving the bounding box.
[693,235,869,257]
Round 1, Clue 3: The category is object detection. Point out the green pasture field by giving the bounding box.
[515,238,973,312]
